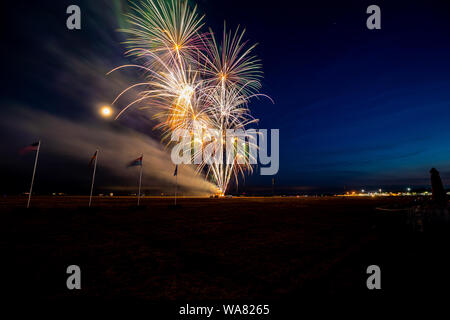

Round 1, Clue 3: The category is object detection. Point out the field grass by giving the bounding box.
[1,196,448,300]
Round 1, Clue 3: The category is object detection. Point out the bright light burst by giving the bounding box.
[110,0,271,194]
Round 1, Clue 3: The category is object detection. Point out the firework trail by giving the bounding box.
[110,0,270,194]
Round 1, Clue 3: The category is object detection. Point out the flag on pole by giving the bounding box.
[20,141,40,155]
[89,149,99,208]
[174,164,178,206]
[89,150,98,167]
[25,140,41,208]
[127,154,144,205]
[127,156,143,167]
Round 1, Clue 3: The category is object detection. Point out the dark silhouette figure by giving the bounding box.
[430,168,447,205]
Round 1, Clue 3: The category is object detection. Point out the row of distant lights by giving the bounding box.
[360,188,412,193]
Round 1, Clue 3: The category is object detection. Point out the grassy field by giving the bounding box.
[1,196,448,300]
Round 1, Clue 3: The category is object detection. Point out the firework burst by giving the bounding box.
[110,0,270,194]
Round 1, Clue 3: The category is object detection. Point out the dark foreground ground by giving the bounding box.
[1,196,449,304]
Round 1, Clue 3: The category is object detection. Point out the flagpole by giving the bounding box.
[174,168,178,206]
[137,154,143,206]
[272,177,275,197]
[27,140,40,208]
[89,149,98,207]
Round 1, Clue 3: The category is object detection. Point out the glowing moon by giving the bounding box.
[100,106,112,117]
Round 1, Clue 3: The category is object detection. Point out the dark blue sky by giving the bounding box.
[205,0,450,191]
[1,0,450,194]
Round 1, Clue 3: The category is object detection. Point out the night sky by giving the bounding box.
[1,0,450,195]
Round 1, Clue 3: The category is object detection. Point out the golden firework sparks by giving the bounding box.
[110,0,272,194]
